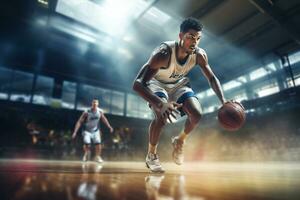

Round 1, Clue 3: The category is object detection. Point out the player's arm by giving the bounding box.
[132,44,170,109]
[133,44,181,122]
[101,113,113,133]
[72,112,87,139]
[197,49,226,104]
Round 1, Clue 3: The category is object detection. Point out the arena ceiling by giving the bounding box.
[0,0,299,93]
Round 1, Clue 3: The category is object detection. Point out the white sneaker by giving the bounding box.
[146,153,165,173]
[171,136,184,165]
[95,156,103,163]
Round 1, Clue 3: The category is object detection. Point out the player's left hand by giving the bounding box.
[160,101,182,123]
[109,127,114,133]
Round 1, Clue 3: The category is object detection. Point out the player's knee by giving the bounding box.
[154,115,167,126]
[191,111,202,124]
[158,118,167,126]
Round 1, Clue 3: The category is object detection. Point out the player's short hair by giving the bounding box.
[92,99,99,103]
[180,18,203,33]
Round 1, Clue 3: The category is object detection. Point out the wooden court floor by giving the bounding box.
[1,159,300,200]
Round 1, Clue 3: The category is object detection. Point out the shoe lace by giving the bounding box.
[149,154,161,166]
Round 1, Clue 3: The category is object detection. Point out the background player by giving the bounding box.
[72,99,114,162]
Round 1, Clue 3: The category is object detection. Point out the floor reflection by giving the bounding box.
[1,160,300,200]
[145,174,205,200]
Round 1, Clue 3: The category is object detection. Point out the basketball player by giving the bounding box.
[133,18,227,172]
[72,99,114,163]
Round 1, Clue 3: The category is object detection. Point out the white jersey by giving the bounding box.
[83,108,102,132]
[153,41,198,83]
[147,41,200,119]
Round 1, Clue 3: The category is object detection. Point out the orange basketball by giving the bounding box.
[218,101,246,131]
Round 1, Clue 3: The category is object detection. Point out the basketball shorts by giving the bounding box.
[82,129,101,145]
[147,77,198,116]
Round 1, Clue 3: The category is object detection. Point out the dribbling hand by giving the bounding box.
[157,101,182,123]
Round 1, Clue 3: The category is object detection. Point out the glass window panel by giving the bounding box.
[0,67,13,100]
[233,92,248,102]
[223,80,242,91]
[289,50,300,65]
[257,86,279,97]
[126,93,140,118]
[265,63,276,71]
[111,90,124,116]
[32,75,54,105]
[10,70,34,103]
[286,75,300,88]
[237,75,247,83]
[295,77,300,86]
[254,81,280,98]
[203,105,218,114]
[196,91,206,99]
[206,89,214,97]
[77,84,111,112]
[62,81,76,109]
[138,97,152,119]
[97,88,111,113]
[250,67,268,80]
[126,93,152,119]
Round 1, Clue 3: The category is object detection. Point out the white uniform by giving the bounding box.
[82,108,102,144]
[148,41,199,104]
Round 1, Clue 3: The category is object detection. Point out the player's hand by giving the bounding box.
[158,101,182,123]
[109,127,114,133]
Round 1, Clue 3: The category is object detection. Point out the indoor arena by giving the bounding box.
[0,0,300,200]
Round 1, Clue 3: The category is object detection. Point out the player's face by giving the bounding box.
[92,100,99,108]
[180,29,202,54]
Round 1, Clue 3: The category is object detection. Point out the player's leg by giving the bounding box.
[146,91,168,173]
[82,144,91,162]
[95,144,103,163]
[182,96,202,136]
[148,97,168,154]
[82,131,92,162]
[93,130,103,163]
[171,88,202,165]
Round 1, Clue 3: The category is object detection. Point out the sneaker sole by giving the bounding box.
[145,162,165,173]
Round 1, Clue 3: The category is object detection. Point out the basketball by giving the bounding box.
[218,101,246,131]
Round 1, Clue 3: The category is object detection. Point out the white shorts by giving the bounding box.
[148,78,197,104]
[82,129,101,145]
